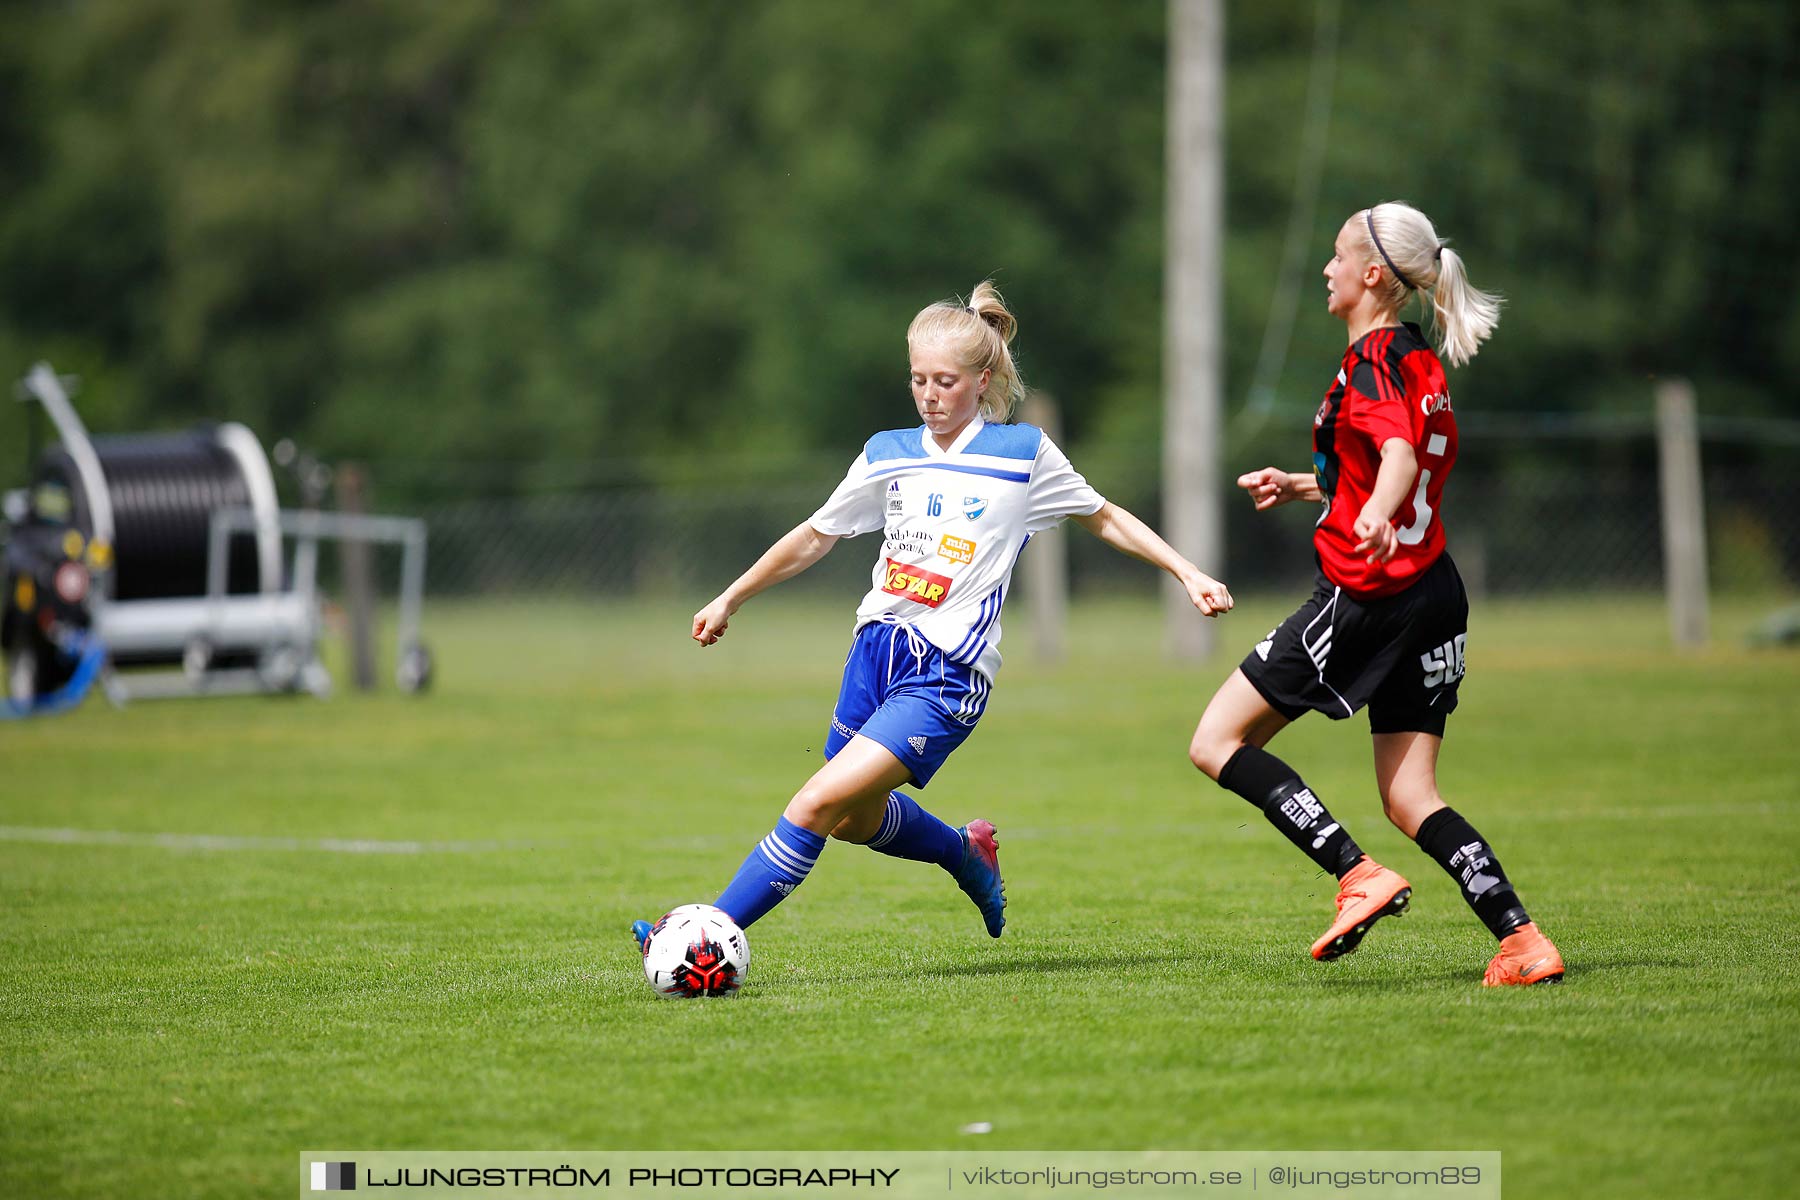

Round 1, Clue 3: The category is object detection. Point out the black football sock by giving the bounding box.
[1413,807,1530,939]
[1218,744,1364,879]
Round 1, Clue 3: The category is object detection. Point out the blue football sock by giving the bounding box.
[713,816,827,929]
[866,791,964,872]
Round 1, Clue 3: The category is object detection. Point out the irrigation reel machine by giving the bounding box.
[3,362,431,717]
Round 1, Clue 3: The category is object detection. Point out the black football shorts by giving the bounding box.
[1238,553,1469,736]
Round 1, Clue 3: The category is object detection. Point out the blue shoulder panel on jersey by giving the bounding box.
[964,422,1043,460]
[864,428,928,464]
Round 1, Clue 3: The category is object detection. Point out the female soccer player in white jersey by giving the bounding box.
[636,281,1232,945]
[1187,201,1563,986]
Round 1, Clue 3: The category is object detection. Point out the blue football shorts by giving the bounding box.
[823,619,992,786]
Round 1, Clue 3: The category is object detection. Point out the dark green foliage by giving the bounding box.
[0,2,1795,495]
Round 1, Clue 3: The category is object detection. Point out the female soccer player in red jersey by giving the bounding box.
[1187,201,1563,986]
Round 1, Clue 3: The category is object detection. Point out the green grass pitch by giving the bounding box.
[3,594,1798,1198]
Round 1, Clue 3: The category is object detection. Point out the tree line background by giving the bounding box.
[1,0,1795,506]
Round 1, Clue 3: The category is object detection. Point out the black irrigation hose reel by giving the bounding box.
[3,363,432,712]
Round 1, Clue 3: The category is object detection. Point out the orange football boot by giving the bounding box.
[1311,857,1412,960]
[1482,922,1565,986]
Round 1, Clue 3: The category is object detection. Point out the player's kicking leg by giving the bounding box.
[627,736,910,949]
[830,792,1005,938]
[828,655,1004,937]
[1193,669,1411,961]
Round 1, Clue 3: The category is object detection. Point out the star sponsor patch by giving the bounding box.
[881,558,953,608]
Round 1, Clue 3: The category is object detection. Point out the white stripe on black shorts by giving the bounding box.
[1238,553,1469,736]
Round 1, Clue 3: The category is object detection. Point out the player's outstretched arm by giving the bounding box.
[1237,467,1322,510]
[693,521,841,646]
[1351,438,1418,565]
[1071,501,1233,617]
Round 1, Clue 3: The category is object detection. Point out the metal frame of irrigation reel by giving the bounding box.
[3,362,431,714]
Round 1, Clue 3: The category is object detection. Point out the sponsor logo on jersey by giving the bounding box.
[1420,391,1453,416]
[887,480,904,514]
[962,496,988,520]
[884,527,935,556]
[938,534,977,565]
[907,735,928,754]
[882,559,953,608]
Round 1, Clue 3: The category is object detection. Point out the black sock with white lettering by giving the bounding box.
[1218,744,1364,878]
[1413,807,1530,939]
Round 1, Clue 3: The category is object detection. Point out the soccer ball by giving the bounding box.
[641,904,750,998]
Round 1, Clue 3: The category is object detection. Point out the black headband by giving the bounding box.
[1365,209,1418,291]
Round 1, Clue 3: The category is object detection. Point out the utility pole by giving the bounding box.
[1164,0,1224,660]
[336,463,378,691]
[1655,379,1708,649]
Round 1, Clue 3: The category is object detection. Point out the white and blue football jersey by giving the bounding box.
[808,416,1104,681]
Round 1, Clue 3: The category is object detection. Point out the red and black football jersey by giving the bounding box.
[1310,321,1457,599]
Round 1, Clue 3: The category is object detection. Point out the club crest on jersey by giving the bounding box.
[938,534,977,565]
[882,559,953,608]
[962,496,988,520]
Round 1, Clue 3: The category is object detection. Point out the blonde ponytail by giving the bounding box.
[1427,244,1503,368]
[1360,201,1504,368]
[906,279,1025,422]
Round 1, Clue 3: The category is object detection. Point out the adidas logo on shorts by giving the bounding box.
[907,735,928,754]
